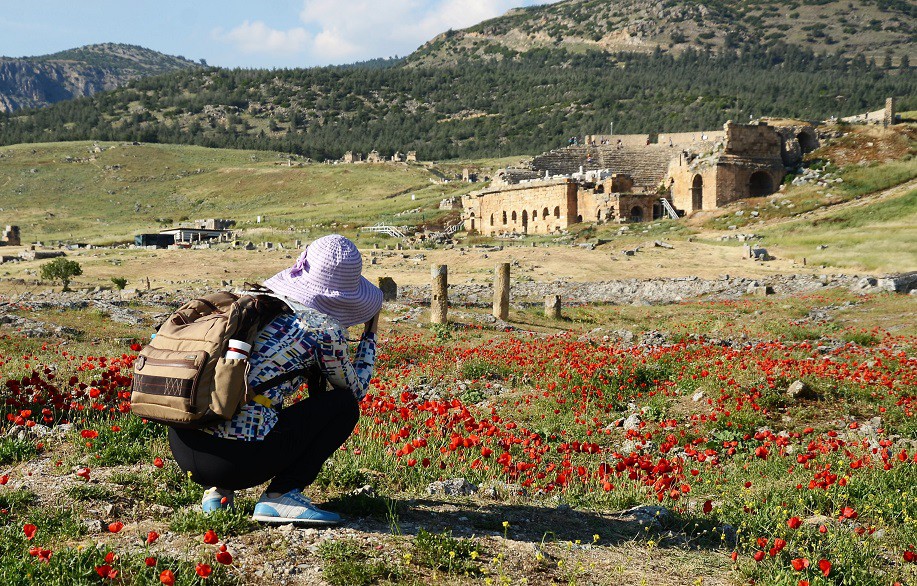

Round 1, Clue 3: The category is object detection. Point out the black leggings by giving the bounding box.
[168,389,359,494]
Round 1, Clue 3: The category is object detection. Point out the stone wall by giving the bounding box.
[723,122,783,159]
[464,174,663,233]
[463,180,578,235]
[1,225,20,246]
[583,134,649,147]
[656,130,725,148]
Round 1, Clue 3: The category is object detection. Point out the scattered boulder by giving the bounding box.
[787,380,818,400]
[426,478,478,497]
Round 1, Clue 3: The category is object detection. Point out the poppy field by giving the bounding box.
[0,288,915,585]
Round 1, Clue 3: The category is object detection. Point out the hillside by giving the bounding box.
[0,141,471,244]
[409,0,916,66]
[0,43,198,112]
[1,46,914,161]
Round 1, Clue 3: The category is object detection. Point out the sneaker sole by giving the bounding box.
[252,514,340,525]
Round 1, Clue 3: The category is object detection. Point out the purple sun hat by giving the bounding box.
[263,234,382,328]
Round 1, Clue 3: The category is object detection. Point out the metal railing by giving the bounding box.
[660,198,680,220]
[359,223,406,238]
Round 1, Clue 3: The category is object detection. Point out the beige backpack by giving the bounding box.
[129,291,294,428]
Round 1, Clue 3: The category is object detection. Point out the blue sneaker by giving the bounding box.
[201,487,234,513]
[252,489,341,525]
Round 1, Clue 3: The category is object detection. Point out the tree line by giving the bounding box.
[1,44,913,161]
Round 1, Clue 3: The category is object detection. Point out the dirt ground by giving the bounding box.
[0,238,826,295]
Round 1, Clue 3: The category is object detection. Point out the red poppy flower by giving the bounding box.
[159,569,175,585]
[818,559,831,577]
[95,565,118,579]
[80,429,99,439]
[145,556,157,567]
[203,529,218,544]
[753,551,765,562]
[791,558,810,571]
[0,475,8,485]
[196,563,213,578]
[108,521,124,533]
[215,550,233,565]
[702,500,713,514]
[153,457,164,468]
[787,516,802,529]
[147,531,160,545]
[23,523,37,540]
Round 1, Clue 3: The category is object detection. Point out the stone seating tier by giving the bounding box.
[531,145,678,192]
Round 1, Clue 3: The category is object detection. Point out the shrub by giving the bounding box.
[40,258,82,291]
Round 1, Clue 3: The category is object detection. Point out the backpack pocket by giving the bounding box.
[211,358,250,419]
[131,348,209,416]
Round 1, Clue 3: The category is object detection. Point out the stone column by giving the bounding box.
[378,276,397,301]
[884,97,896,127]
[430,265,448,324]
[493,263,510,320]
[545,295,562,319]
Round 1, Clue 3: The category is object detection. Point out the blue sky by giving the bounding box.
[0,0,558,68]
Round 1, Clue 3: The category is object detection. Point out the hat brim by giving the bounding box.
[264,270,382,328]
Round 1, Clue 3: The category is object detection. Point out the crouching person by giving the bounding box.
[167,235,382,524]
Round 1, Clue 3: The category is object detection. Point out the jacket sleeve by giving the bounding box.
[316,328,377,400]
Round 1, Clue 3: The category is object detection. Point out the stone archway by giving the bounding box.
[469,212,475,232]
[796,130,818,153]
[553,206,560,218]
[630,206,644,222]
[691,174,703,211]
[521,210,528,233]
[749,171,774,197]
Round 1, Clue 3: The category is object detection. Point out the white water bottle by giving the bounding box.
[225,339,252,361]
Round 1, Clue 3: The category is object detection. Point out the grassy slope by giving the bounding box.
[0,142,472,243]
[762,187,917,271]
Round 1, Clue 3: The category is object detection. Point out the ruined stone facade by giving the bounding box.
[668,122,789,212]
[463,174,661,236]
[1,225,20,246]
[463,120,819,230]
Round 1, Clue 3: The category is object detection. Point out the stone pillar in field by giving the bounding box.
[884,97,896,127]
[430,265,448,324]
[493,263,510,320]
[378,276,398,301]
[545,295,562,319]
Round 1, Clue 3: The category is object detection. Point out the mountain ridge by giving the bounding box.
[408,0,915,66]
[0,43,198,112]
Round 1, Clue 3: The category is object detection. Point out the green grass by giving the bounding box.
[413,528,481,575]
[761,188,917,270]
[318,539,404,586]
[0,141,471,244]
[168,506,258,537]
[0,439,38,466]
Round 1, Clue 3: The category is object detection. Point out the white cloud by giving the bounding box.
[215,0,561,65]
[213,20,311,55]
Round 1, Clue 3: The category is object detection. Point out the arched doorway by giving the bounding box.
[543,207,549,219]
[502,211,507,225]
[469,212,475,231]
[511,211,517,223]
[796,130,817,153]
[521,210,528,233]
[691,175,703,210]
[553,206,560,218]
[532,209,538,220]
[630,206,644,222]
[749,172,774,197]
[652,203,663,220]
